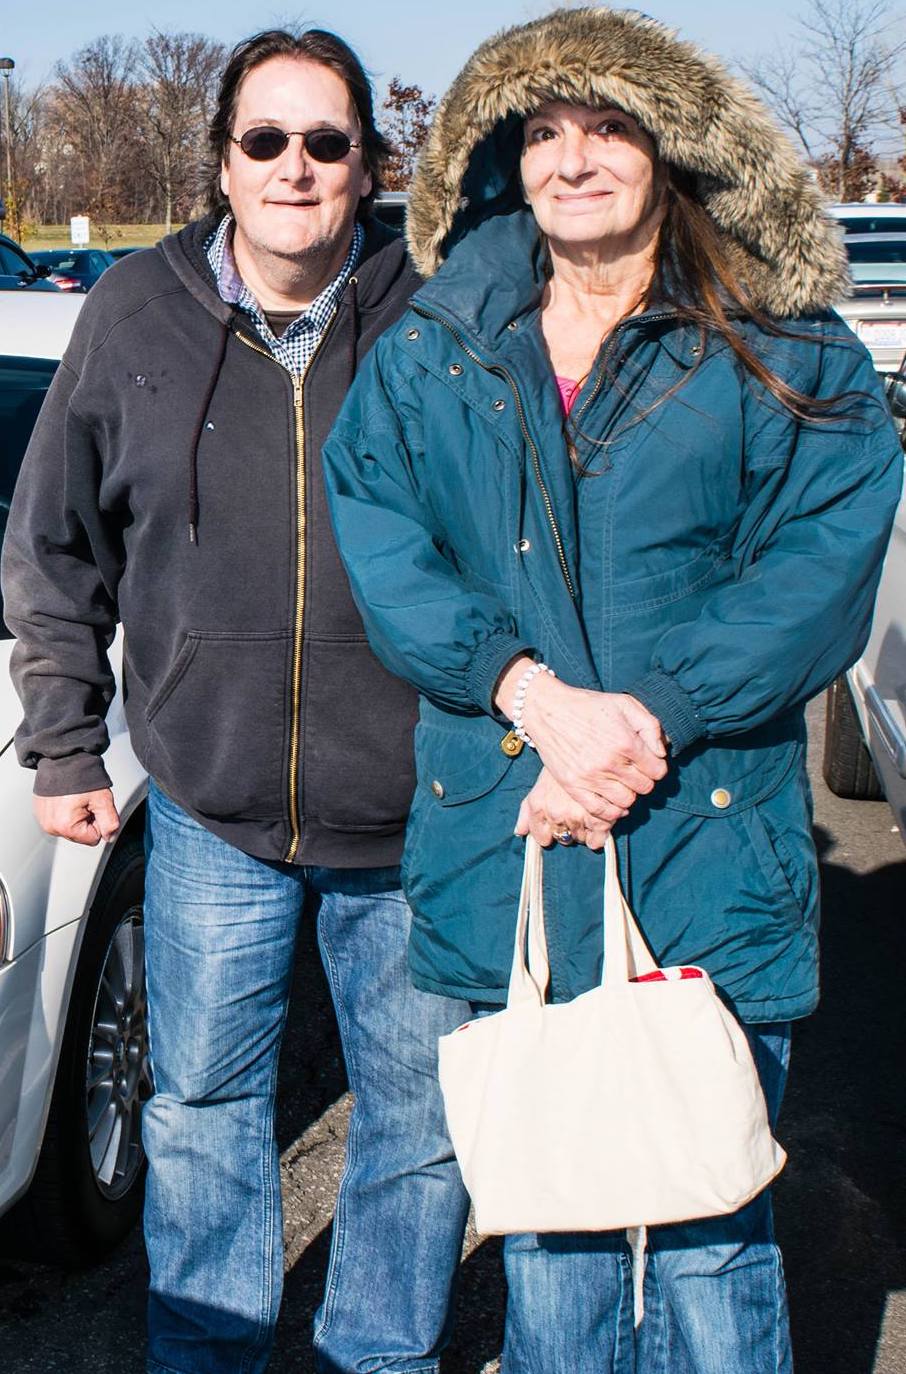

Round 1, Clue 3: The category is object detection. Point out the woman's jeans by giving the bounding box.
[142,781,471,1374]
[500,1023,793,1374]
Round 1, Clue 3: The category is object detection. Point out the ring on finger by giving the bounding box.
[554,829,574,845]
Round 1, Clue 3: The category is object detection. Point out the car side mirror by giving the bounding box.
[33,263,52,279]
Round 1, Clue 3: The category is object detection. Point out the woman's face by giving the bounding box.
[521,102,665,252]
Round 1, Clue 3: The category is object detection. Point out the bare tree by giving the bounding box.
[138,31,226,234]
[381,78,436,191]
[743,0,906,199]
[51,35,141,231]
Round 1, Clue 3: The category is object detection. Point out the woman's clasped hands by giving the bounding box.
[496,657,669,849]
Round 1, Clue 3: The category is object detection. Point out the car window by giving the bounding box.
[90,253,109,273]
[845,240,906,263]
[0,356,61,635]
[0,243,27,275]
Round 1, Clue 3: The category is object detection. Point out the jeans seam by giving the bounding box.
[312,926,357,1349]
[241,965,294,1374]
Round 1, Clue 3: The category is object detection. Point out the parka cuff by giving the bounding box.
[626,670,706,755]
[34,754,113,798]
[468,631,536,716]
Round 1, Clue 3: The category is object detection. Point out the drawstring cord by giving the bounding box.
[188,319,231,544]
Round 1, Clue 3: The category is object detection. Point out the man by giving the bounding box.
[1,29,470,1374]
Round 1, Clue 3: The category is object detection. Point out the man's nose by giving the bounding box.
[279,132,314,181]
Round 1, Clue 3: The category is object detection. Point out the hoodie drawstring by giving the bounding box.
[188,319,231,544]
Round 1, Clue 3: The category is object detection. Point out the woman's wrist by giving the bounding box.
[493,654,538,719]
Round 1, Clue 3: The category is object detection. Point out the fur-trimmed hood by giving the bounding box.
[406,6,848,316]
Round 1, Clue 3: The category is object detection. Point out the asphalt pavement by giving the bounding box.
[0,694,903,1373]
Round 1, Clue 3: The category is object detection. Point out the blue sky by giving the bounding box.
[4,1,800,94]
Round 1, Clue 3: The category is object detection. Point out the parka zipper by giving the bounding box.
[234,318,338,862]
[411,304,577,601]
[571,310,677,429]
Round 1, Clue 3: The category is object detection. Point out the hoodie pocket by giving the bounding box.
[146,630,292,820]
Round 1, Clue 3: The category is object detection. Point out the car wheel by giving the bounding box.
[822,675,884,801]
[2,833,150,1266]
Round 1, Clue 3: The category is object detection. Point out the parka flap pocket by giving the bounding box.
[414,714,522,806]
[657,731,801,817]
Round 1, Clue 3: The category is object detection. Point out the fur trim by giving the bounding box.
[406,7,848,315]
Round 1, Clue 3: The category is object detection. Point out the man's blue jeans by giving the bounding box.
[500,1024,793,1374]
[142,781,471,1374]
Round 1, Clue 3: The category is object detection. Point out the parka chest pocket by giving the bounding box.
[612,536,734,618]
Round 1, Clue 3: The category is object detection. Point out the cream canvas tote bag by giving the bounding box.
[438,835,786,1236]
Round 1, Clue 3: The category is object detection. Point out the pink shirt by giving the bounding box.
[556,376,582,415]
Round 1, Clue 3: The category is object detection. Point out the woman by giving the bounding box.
[323,7,902,1371]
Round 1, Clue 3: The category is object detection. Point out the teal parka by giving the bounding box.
[323,8,904,1021]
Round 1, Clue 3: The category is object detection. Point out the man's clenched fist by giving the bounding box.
[34,788,121,846]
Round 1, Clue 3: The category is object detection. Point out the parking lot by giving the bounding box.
[0,694,903,1374]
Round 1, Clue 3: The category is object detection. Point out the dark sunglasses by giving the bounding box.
[230,126,362,163]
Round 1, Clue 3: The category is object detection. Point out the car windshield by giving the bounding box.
[32,252,82,270]
[835,216,906,235]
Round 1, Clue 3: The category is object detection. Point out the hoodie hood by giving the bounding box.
[407,6,848,316]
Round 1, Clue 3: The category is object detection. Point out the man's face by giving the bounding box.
[220,56,372,264]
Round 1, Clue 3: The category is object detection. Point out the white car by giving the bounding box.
[834,232,906,374]
[823,365,906,843]
[0,292,149,1263]
[827,202,906,236]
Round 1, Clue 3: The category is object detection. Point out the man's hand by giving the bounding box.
[34,789,121,846]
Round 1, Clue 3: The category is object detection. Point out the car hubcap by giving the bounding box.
[85,906,151,1199]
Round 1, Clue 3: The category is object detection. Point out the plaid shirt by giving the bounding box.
[205,213,364,376]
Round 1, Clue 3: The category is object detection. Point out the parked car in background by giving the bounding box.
[828,201,906,235]
[28,248,115,293]
[374,191,408,235]
[0,291,149,1265]
[0,234,58,292]
[823,362,906,843]
[835,232,906,374]
[108,245,147,260]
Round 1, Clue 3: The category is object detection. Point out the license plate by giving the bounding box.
[856,320,906,347]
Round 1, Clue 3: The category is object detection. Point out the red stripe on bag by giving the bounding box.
[630,968,704,983]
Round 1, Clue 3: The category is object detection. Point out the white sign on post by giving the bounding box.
[70,215,90,246]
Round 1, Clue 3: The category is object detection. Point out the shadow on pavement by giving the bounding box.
[777,827,906,1374]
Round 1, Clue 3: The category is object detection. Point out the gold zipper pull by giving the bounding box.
[293,376,303,406]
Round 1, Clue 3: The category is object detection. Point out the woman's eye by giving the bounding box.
[527,126,556,143]
[595,119,628,137]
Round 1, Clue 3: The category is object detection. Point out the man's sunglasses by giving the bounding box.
[230,127,361,163]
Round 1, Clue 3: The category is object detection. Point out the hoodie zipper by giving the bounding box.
[234,319,338,862]
[411,304,577,601]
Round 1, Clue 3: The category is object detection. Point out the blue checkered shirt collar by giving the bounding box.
[205,213,363,375]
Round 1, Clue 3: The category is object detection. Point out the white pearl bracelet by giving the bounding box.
[512,662,555,749]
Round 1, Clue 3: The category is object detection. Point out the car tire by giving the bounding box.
[0,833,149,1266]
[822,675,884,801]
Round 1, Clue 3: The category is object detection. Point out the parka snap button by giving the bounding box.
[710,788,732,809]
[492,399,506,412]
[431,780,445,799]
[406,328,420,341]
[515,539,531,553]
[448,363,464,376]
[507,321,518,331]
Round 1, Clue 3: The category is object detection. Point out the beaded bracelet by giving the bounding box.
[512,661,555,749]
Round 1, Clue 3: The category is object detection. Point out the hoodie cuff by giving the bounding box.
[34,754,114,798]
[626,670,706,755]
[468,632,536,716]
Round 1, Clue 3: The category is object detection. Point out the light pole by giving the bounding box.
[0,58,15,238]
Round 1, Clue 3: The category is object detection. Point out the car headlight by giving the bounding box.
[0,880,10,963]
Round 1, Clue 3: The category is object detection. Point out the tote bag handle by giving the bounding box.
[507,836,657,1007]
